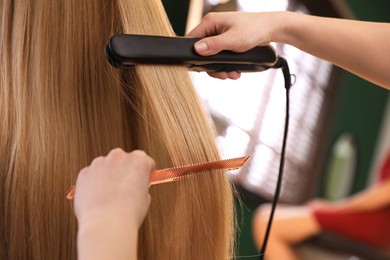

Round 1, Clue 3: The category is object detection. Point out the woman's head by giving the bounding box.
[0,1,235,259]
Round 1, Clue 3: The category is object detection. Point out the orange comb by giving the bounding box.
[149,156,250,185]
[66,156,250,200]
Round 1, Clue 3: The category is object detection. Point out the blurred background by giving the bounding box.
[161,0,390,259]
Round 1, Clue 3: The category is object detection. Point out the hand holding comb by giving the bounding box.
[66,156,250,200]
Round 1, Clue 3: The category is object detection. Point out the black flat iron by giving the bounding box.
[105,34,278,72]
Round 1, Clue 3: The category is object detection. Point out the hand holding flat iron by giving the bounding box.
[188,11,390,89]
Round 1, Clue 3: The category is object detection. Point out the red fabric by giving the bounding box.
[313,207,390,249]
[379,150,390,182]
[313,151,390,250]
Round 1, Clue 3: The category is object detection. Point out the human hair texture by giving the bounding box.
[0,0,235,259]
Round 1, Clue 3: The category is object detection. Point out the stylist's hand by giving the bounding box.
[74,148,155,228]
[74,149,155,260]
[187,12,283,79]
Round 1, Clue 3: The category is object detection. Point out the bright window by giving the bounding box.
[191,0,334,202]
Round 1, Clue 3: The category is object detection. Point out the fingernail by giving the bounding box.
[195,41,208,53]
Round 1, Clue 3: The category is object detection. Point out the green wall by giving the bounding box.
[325,76,388,193]
[345,0,390,22]
[235,198,260,258]
[323,0,390,193]
[161,0,189,35]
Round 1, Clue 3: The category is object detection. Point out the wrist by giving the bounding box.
[269,11,303,46]
[77,217,138,260]
[77,208,140,231]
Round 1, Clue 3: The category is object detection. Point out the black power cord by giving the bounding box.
[258,57,292,260]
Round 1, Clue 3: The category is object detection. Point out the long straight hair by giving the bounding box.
[0,0,235,259]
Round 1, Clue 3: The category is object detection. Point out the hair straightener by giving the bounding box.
[105,34,279,72]
[104,34,292,260]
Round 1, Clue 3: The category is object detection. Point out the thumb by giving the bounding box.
[194,32,238,56]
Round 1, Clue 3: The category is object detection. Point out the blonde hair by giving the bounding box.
[0,0,235,259]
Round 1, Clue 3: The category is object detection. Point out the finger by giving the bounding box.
[130,150,156,173]
[90,156,104,167]
[108,147,125,156]
[186,13,223,38]
[207,71,241,80]
[186,22,208,38]
[227,71,241,80]
[193,30,247,56]
[207,71,228,80]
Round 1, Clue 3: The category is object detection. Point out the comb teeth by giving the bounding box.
[149,156,250,185]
